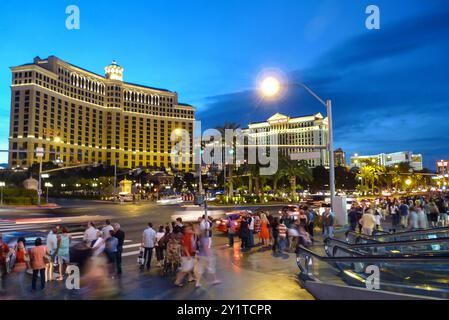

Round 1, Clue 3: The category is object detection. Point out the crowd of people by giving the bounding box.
[0,220,125,296]
[225,207,319,255]
[348,195,449,235]
[139,216,221,288]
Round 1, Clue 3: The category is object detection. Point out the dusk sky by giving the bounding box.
[0,0,448,168]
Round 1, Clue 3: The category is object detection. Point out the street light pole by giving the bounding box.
[38,155,43,206]
[261,79,336,212]
[326,99,336,211]
[290,83,335,212]
[0,182,5,206]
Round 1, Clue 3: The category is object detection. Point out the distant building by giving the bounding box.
[436,160,449,175]
[350,151,423,171]
[9,56,195,172]
[334,148,346,167]
[243,112,329,167]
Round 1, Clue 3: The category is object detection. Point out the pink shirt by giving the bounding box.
[30,245,47,270]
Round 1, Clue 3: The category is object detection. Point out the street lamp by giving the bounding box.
[0,181,5,206]
[259,76,336,212]
[44,182,53,204]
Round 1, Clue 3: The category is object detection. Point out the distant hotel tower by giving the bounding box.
[244,113,329,167]
[9,56,195,171]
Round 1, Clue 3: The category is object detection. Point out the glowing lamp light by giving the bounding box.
[405,179,412,186]
[260,76,281,97]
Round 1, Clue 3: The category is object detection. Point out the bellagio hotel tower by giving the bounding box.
[9,56,195,172]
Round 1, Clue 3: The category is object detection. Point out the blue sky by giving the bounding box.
[0,0,448,168]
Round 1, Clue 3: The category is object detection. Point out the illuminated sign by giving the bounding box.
[437,160,449,167]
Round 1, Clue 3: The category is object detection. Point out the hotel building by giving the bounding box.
[350,151,423,171]
[9,56,195,171]
[243,112,329,167]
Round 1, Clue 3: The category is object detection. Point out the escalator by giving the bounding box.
[297,228,449,299]
[324,236,449,257]
[346,226,449,244]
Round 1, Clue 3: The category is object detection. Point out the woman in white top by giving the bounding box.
[92,231,106,257]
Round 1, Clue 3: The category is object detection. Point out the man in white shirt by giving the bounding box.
[83,221,98,247]
[101,220,114,240]
[141,222,157,270]
[45,226,58,281]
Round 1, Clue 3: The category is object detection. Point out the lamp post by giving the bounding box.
[259,76,336,212]
[0,181,5,206]
[35,147,45,206]
[44,182,53,204]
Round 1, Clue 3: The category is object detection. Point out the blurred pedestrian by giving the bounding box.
[29,237,48,291]
[239,217,250,251]
[101,220,114,239]
[105,230,118,278]
[259,213,270,246]
[226,218,237,247]
[271,217,280,253]
[193,224,220,288]
[55,227,70,281]
[84,222,98,247]
[141,222,156,270]
[416,206,428,229]
[278,219,287,252]
[306,207,317,237]
[11,239,29,296]
[175,224,195,287]
[45,226,58,282]
[408,207,419,231]
[0,234,9,292]
[155,225,165,267]
[247,213,255,248]
[322,208,335,238]
[92,231,106,257]
[359,209,376,236]
[113,223,125,276]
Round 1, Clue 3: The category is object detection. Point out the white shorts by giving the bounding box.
[180,256,194,272]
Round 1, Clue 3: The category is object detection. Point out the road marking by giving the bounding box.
[122,243,142,249]
[122,250,140,257]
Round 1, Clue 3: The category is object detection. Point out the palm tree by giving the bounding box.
[215,122,241,197]
[279,156,312,200]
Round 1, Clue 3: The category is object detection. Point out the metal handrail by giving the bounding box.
[324,236,449,257]
[346,227,449,244]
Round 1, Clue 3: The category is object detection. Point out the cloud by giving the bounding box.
[197,6,449,169]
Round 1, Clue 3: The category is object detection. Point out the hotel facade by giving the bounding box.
[243,112,329,167]
[350,151,423,171]
[9,56,195,171]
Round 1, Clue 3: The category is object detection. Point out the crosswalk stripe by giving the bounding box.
[122,243,141,249]
[122,250,140,257]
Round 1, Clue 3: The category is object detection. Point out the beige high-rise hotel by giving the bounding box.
[9,56,195,171]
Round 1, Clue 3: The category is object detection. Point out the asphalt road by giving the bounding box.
[0,200,314,300]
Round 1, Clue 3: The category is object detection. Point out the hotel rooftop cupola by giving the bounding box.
[104,60,124,81]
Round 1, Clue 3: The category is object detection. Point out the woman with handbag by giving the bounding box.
[29,237,49,291]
